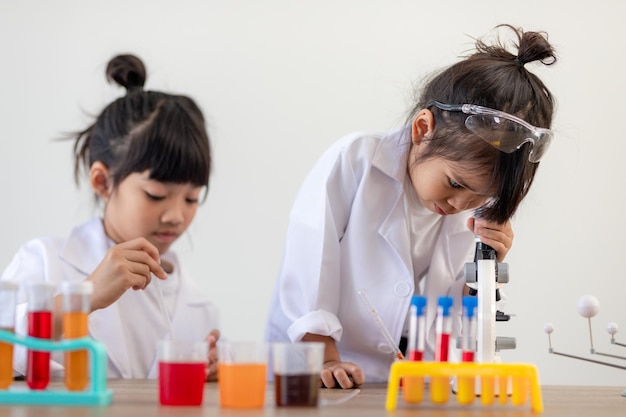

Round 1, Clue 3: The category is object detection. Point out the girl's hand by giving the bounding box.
[87,237,167,311]
[320,360,364,389]
[205,329,220,381]
[467,217,514,262]
[301,333,364,389]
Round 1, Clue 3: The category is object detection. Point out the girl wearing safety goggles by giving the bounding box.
[266,24,556,388]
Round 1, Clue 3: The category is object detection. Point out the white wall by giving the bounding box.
[1,0,624,387]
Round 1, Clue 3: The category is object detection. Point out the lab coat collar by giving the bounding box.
[370,126,412,181]
[59,217,110,276]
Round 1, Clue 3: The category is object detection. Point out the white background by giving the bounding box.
[1,1,625,387]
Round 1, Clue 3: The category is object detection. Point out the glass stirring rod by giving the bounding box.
[154,260,174,339]
[357,289,404,360]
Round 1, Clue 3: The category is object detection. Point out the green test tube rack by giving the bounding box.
[0,329,112,406]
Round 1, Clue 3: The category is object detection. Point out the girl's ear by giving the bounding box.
[411,109,435,145]
[89,161,112,199]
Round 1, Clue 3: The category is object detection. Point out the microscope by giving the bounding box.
[463,237,516,364]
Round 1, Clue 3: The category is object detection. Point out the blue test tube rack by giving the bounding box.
[0,329,112,406]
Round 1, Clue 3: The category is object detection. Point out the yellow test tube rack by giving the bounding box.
[385,361,543,412]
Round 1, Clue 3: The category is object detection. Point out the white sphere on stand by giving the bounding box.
[543,322,554,334]
[576,295,600,318]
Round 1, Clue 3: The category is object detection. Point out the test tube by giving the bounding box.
[457,296,478,405]
[403,295,427,404]
[407,296,427,361]
[26,282,56,390]
[61,281,93,391]
[431,296,453,404]
[435,296,453,362]
[0,281,18,389]
[461,296,477,362]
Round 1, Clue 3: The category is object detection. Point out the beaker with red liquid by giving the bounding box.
[158,340,208,406]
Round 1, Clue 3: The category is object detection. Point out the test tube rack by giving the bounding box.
[385,360,543,412]
[0,329,113,406]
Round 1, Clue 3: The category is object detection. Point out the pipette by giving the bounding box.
[154,277,173,339]
[357,289,404,360]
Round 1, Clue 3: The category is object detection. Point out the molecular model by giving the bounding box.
[544,294,626,397]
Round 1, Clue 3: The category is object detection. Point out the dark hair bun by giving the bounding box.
[516,28,556,66]
[106,54,146,91]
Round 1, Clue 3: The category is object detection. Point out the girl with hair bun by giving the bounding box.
[2,54,220,381]
[266,24,558,388]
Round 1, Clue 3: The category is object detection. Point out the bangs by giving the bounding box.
[115,98,211,187]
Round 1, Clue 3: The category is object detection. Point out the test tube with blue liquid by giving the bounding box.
[403,295,426,404]
[431,296,453,404]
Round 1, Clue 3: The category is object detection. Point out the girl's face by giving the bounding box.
[102,170,202,254]
[408,150,494,216]
[409,108,494,216]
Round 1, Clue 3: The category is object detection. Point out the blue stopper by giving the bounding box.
[437,296,454,316]
[411,295,427,316]
[462,296,478,318]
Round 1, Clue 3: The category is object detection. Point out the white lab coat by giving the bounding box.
[265,127,476,382]
[1,217,218,379]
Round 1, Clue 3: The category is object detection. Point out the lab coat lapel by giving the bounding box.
[378,194,412,278]
[373,129,413,279]
[88,304,132,378]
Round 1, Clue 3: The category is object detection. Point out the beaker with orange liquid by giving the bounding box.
[217,341,268,408]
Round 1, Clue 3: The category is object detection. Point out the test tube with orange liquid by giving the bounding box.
[26,282,56,390]
[456,296,478,405]
[0,281,18,389]
[431,296,453,404]
[61,281,93,391]
[402,295,427,404]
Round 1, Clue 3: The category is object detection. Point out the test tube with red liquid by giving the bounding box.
[0,281,18,389]
[457,296,478,405]
[407,295,426,361]
[26,282,56,390]
[461,296,477,362]
[435,296,453,362]
[431,296,453,404]
[403,295,427,404]
[61,281,93,391]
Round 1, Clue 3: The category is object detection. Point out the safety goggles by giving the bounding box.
[427,101,553,163]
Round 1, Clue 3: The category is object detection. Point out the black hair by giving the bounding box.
[407,24,556,223]
[72,54,212,199]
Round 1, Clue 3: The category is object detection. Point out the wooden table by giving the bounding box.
[0,380,624,416]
